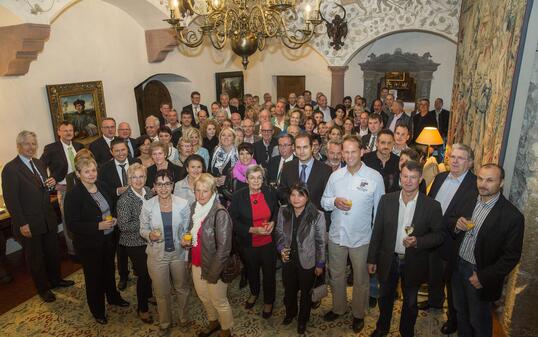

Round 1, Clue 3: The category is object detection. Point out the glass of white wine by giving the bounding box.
[344,199,353,215]
[404,224,414,236]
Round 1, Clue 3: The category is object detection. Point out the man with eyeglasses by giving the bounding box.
[253,121,278,169]
[419,143,478,335]
[117,122,138,158]
[267,134,295,186]
[89,118,117,166]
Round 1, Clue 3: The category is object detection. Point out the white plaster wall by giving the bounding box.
[344,32,457,107]
[0,0,331,164]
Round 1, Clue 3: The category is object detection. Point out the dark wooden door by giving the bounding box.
[134,80,171,135]
[276,76,305,100]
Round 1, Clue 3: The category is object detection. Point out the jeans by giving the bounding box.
[376,254,419,337]
[452,258,492,337]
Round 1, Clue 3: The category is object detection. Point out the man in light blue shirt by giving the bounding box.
[321,135,385,333]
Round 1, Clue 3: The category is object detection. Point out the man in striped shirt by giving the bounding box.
[451,163,524,337]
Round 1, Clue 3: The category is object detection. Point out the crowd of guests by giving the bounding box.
[1,88,525,337]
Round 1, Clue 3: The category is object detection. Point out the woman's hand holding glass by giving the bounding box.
[181,231,193,248]
[281,247,291,263]
[98,215,116,230]
[149,228,162,242]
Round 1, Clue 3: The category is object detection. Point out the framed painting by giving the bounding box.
[46,81,107,145]
[215,71,244,101]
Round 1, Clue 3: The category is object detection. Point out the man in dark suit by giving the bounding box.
[451,163,524,337]
[157,102,171,127]
[182,91,207,127]
[371,99,389,127]
[253,121,278,168]
[420,143,478,335]
[278,133,332,211]
[117,122,138,158]
[361,113,384,152]
[98,138,135,290]
[219,93,238,118]
[315,94,335,122]
[368,161,443,337]
[267,134,295,185]
[386,100,411,133]
[411,98,438,143]
[89,117,116,166]
[432,98,450,139]
[2,131,74,302]
[40,122,84,258]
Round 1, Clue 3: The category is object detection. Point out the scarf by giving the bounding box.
[232,158,257,183]
[191,193,217,247]
[210,146,238,175]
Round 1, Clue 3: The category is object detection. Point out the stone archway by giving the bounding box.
[359,48,440,106]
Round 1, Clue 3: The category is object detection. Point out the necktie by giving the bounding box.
[127,140,134,158]
[67,145,76,170]
[29,159,44,186]
[119,163,128,187]
[277,158,284,184]
[300,164,307,183]
[369,135,376,150]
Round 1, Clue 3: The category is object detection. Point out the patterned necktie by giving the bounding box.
[67,145,76,170]
[30,159,44,186]
[300,164,307,183]
[119,163,128,187]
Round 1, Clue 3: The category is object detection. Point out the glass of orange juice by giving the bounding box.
[104,215,113,221]
[466,218,475,231]
[183,231,192,246]
[344,199,352,215]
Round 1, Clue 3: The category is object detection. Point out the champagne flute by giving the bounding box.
[152,228,162,242]
[344,199,353,215]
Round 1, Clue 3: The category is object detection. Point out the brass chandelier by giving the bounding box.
[165,0,323,69]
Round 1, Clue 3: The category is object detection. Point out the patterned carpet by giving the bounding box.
[0,268,455,337]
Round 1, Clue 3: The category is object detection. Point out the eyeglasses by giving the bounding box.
[155,182,173,188]
[131,175,146,180]
[261,129,273,133]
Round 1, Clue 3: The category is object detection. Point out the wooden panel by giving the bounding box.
[136,80,171,134]
[276,76,305,100]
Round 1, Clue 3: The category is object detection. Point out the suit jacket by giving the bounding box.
[267,155,296,185]
[274,205,326,269]
[230,185,279,248]
[367,192,443,286]
[386,112,411,131]
[253,138,278,168]
[89,136,114,166]
[182,104,208,127]
[278,158,332,211]
[1,156,58,239]
[361,133,377,150]
[64,181,114,251]
[431,109,450,138]
[98,158,136,202]
[428,171,478,260]
[316,106,336,120]
[124,137,139,158]
[452,194,524,302]
[40,140,84,182]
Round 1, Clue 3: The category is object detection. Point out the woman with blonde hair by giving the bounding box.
[209,128,238,203]
[185,127,210,168]
[184,173,234,337]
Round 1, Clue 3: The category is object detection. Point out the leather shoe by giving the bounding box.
[38,290,56,303]
[197,322,221,337]
[282,315,295,325]
[262,304,273,319]
[370,329,388,337]
[52,279,75,288]
[110,298,130,307]
[323,311,340,322]
[117,279,128,291]
[297,323,306,334]
[95,317,108,325]
[440,321,457,334]
[352,317,364,333]
[244,296,258,309]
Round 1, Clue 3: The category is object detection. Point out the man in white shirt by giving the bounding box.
[321,135,385,333]
[317,94,334,122]
[267,133,295,185]
[242,118,260,144]
[144,115,160,142]
[357,111,370,137]
[392,124,411,156]
[272,101,288,131]
[367,161,443,337]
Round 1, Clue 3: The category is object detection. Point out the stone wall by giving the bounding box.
[505,46,538,336]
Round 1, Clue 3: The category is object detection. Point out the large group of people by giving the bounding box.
[1,88,525,337]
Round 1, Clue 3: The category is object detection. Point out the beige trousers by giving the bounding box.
[147,251,190,329]
[192,265,234,330]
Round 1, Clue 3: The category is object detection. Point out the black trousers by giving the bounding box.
[244,242,276,305]
[428,250,457,324]
[114,229,129,280]
[377,255,419,337]
[20,230,61,293]
[124,245,152,312]
[77,234,122,319]
[282,256,315,324]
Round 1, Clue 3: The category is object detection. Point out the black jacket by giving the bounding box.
[145,160,186,188]
[230,185,279,248]
[431,109,450,138]
[1,156,58,239]
[267,155,296,185]
[89,136,114,166]
[98,158,136,202]
[452,194,524,302]
[368,191,443,286]
[428,171,478,260]
[40,141,84,182]
[253,138,278,168]
[182,104,208,127]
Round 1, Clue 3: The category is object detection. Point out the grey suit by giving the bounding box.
[275,206,326,270]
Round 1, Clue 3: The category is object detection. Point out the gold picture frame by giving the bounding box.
[46,81,107,145]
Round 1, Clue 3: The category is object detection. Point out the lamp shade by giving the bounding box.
[415,127,444,146]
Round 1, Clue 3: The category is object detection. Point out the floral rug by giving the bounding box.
[0,269,454,336]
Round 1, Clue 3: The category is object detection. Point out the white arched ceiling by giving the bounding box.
[1,0,461,66]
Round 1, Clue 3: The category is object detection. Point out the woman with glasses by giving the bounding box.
[140,170,191,336]
[117,163,153,324]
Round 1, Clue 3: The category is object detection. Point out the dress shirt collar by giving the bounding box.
[399,190,419,206]
[114,159,128,167]
[477,192,500,208]
[448,170,468,184]
[299,157,314,168]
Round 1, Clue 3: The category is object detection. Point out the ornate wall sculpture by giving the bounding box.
[447,0,528,167]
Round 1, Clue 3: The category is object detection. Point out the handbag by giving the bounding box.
[310,272,328,302]
[213,209,241,283]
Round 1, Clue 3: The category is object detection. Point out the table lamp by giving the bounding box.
[415,127,444,159]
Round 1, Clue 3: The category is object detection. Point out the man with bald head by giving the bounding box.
[256,109,281,136]
[253,121,278,168]
[89,118,117,166]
